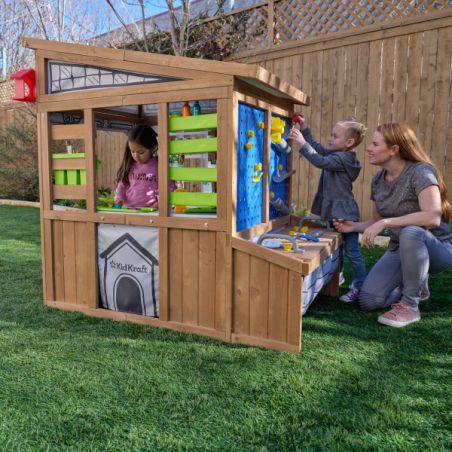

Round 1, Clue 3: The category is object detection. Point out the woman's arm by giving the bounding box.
[339,185,442,247]
[373,185,442,230]
[333,204,382,234]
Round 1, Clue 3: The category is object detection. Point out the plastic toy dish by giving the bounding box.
[261,239,282,249]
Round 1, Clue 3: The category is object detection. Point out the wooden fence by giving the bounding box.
[231,8,452,219]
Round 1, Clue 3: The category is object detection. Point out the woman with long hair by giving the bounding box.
[334,123,452,327]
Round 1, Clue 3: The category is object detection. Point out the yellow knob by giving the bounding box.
[245,142,252,150]
[248,130,254,138]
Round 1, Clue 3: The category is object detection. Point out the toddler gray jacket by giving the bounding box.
[300,128,362,221]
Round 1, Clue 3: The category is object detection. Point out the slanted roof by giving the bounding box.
[23,37,309,105]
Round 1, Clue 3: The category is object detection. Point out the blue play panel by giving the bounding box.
[236,102,265,232]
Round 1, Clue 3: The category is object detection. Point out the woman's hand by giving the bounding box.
[288,128,306,147]
[361,220,386,247]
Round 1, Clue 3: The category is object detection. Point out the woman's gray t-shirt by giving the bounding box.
[371,161,452,250]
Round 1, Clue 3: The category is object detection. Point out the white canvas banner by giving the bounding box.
[98,224,159,317]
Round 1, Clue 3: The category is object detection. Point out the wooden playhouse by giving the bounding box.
[24,38,341,352]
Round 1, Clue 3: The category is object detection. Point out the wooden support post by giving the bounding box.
[84,109,97,213]
[158,102,169,217]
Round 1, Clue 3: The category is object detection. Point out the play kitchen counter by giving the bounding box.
[231,223,341,352]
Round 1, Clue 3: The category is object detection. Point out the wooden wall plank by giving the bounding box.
[393,35,409,120]
[267,264,288,343]
[159,228,169,321]
[344,45,358,120]
[286,271,302,349]
[198,231,216,329]
[215,232,228,333]
[332,47,346,123]
[405,32,423,132]
[168,229,183,322]
[75,222,89,306]
[62,221,77,304]
[232,250,250,334]
[52,221,65,302]
[181,229,199,324]
[380,37,395,123]
[418,29,438,157]
[249,256,269,338]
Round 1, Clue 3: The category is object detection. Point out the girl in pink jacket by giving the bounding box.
[115,125,162,208]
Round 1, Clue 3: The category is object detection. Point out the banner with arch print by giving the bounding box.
[98,224,159,317]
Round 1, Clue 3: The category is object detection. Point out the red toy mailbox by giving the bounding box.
[10,69,36,102]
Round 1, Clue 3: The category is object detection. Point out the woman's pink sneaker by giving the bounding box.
[377,302,421,327]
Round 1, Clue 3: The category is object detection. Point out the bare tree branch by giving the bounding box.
[138,0,149,52]
[105,0,145,51]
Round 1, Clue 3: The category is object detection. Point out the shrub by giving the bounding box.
[0,121,39,201]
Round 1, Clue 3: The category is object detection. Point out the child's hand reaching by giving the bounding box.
[288,128,306,147]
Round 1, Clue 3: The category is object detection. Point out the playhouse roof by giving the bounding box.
[23,37,309,105]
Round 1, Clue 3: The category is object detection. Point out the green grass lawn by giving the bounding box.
[0,205,451,451]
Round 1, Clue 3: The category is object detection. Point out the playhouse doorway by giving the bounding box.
[113,274,144,315]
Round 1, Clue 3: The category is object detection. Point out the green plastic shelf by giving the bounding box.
[169,167,217,182]
[52,153,100,186]
[169,114,217,132]
[52,153,85,159]
[169,192,217,206]
[169,137,217,155]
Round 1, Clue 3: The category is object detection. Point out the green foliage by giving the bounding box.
[0,205,451,450]
[97,186,115,207]
[0,122,39,201]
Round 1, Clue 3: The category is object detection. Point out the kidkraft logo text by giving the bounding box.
[109,260,149,273]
